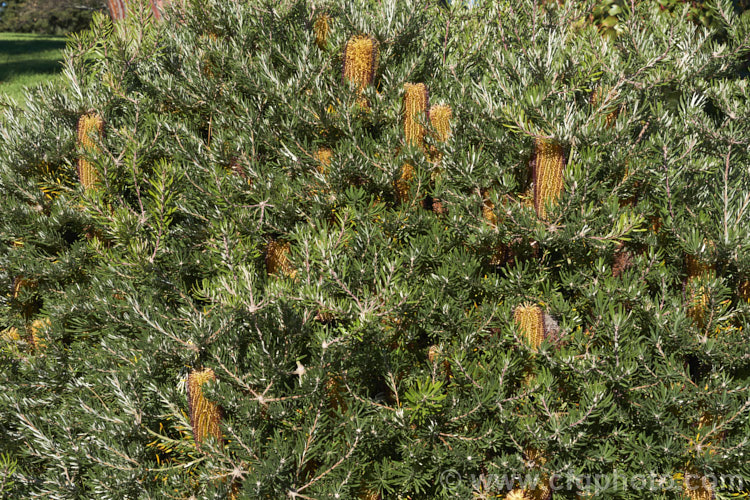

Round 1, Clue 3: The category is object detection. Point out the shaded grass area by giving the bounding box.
[0,32,66,103]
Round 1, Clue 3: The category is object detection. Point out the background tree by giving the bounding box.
[105,0,169,21]
[0,0,106,34]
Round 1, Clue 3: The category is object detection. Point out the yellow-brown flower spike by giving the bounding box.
[28,318,50,350]
[532,138,566,219]
[1,327,20,343]
[428,104,452,165]
[395,163,415,204]
[683,471,715,500]
[739,279,750,302]
[523,448,550,500]
[326,375,347,414]
[687,277,710,329]
[514,303,545,351]
[315,147,333,175]
[313,14,331,50]
[427,345,440,364]
[429,104,452,142]
[686,254,714,329]
[686,254,713,277]
[187,368,222,448]
[533,142,561,212]
[76,113,104,190]
[12,276,30,300]
[505,490,528,500]
[403,83,429,147]
[342,35,378,90]
[266,240,296,278]
[358,489,381,500]
[481,188,497,226]
[427,344,452,379]
[695,412,723,456]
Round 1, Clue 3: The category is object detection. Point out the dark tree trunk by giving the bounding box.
[106,0,168,21]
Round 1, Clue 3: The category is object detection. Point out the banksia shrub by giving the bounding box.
[187,368,222,448]
[403,83,429,147]
[342,35,378,89]
[76,113,104,191]
[532,138,566,219]
[313,13,331,50]
[4,1,750,498]
[514,303,545,351]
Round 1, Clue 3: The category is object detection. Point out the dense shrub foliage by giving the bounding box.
[1,0,750,498]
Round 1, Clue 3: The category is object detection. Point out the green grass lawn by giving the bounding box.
[0,32,66,103]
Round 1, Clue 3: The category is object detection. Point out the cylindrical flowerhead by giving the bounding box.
[403,83,429,147]
[683,471,715,500]
[514,303,545,351]
[427,345,441,364]
[11,276,39,319]
[481,188,498,226]
[326,375,347,413]
[686,276,710,329]
[1,327,20,342]
[187,368,222,448]
[696,412,723,455]
[12,276,31,300]
[358,489,381,500]
[523,447,551,500]
[427,344,452,378]
[429,104,452,142]
[315,147,333,175]
[229,156,252,185]
[266,240,296,278]
[532,138,566,219]
[77,113,104,191]
[612,242,633,278]
[28,318,50,350]
[739,279,750,301]
[313,14,331,50]
[505,490,528,500]
[685,252,715,329]
[343,35,378,89]
[395,163,415,204]
[686,254,714,278]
